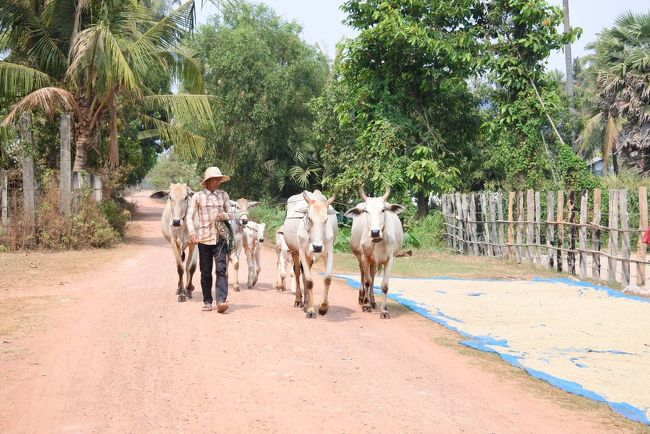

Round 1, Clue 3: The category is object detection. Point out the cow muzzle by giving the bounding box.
[370,229,382,239]
[172,219,182,227]
[312,244,323,253]
[259,238,265,243]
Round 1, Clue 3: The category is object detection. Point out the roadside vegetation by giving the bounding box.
[1,1,648,253]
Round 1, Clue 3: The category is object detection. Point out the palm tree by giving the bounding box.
[0,0,213,171]
[578,11,650,175]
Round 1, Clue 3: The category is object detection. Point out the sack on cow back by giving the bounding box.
[643,226,650,245]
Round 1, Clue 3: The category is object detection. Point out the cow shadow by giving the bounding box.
[322,305,359,323]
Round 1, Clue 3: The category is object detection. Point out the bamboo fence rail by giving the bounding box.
[441,188,650,287]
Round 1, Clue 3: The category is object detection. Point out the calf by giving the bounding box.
[242,221,266,288]
[229,198,259,291]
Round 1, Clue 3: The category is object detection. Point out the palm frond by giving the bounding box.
[164,45,204,93]
[142,94,214,125]
[67,24,139,94]
[576,112,603,156]
[139,114,206,159]
[0,62,55,96]
[1,86,78,126]
[603,115,623,170]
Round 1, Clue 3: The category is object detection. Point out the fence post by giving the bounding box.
[480,192,490,256]
[592,189,602,279]
[619,189,630,286]
[19,112,36,229]
[525,189,533,263]
[516,191,524,263]
[556,191,564,272]
[462,194,470,254]
[91,175,102,202]
[1,170,7,233]
[608,189,619,285]
[60,113,72,215]
[579,190,588,279]
[637,187,647,286]
[547,191,555,269]
[72,171,87,212]
[568,191,577,275]
[507,191,515,260]
[488,192,498,257]
[496,192,505,258]
[455,193,463,254]
[535,191,541,264]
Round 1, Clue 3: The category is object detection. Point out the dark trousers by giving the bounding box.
[198,241,229,305]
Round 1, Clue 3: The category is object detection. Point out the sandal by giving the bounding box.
[202,304,212,312]
[217,302,229,314]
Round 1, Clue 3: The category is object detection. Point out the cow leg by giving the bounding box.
[172,239,187,302]
[186,245,198,299]
[252,246,261,286]
[318,250,333,316]
[359,255,373,312]
[292,253,303,308]
[300,253,317,318]
[288,256,296,295]
[369,261,378,309]
[380,257,395,319]
[231,248,241,292]
[275,248,284,291]
[357,256,365,306]
[245,245,255,289]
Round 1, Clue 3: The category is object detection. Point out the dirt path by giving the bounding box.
[0,192,637,433]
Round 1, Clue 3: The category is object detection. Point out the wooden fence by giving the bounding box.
[441,188,650,288]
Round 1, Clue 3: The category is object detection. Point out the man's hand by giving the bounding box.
[190,234,198,245]
[218,212,230,221]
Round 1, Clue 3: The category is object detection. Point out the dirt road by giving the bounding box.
[0,192,635,433]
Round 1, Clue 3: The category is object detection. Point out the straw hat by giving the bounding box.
[200,166,230,186]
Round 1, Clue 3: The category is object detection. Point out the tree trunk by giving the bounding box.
[563,0,576,147]
[416,190,428,218]
[60,113,72,215]
[108,96,119,168]
[73,97,93,172]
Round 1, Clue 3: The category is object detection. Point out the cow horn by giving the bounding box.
[382,187,391,201]
[358,185,368,201]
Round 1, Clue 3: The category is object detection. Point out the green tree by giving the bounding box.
[187,1,329,198]
[0,0,213,172]
[327,0,483,217]
[579,11,650,175]
[479,0,586,190]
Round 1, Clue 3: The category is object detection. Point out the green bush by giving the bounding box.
[248,200,287,244]
[99,199,131,237]
[404,211,446,251]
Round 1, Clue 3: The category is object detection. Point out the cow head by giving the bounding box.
[295,190,336,253]
[231,198,259,226]
[344,186,404,242]
[152,184,193,227]
[256,222,266,243]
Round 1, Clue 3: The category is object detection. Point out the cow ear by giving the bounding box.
[150,190,169,199]
[248,201,259,208]
[327,207,338,215]
[344,204,365,218]
[385,203,405,214]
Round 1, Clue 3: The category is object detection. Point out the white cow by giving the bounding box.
[229,198,259,291]
[344,187,405,318]
[282,190,337,318]
[274,226,295,293]
[150,184,199,302]
[242,220,266,288]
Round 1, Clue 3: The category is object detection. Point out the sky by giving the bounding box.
[196,0,649,74]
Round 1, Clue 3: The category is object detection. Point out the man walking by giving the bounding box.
[188,167,234,313]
